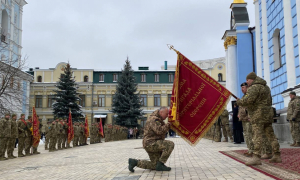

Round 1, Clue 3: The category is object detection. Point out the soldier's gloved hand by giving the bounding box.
[292,118,296,121]
[287,119,289,122]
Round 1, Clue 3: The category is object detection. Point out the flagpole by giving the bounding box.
[167,44,238,99]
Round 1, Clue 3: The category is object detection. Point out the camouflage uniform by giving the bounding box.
[24,118,33,155]
[287,96,300,145]
[0,116,11,160]
[90,124,95,144]
[136,110,174,170]
[73,123,80,147]
[44,122,50,150]
[213,119,222,142]
[17,117,27,156]
[7,115,17,158]
[237,75,280,164]
[57,120,64,150]
[238,105,254,154]
[220,110,233,142]
[49,122,57,152]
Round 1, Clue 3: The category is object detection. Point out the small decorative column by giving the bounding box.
[254,0,262,77]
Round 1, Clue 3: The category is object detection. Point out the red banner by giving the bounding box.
[169,51,231,146]
[32,107,40,148]
[85,116,89,138]
[99,118,104,137]
[67,111,74,143]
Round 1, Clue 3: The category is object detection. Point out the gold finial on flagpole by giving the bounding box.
[167,44,178,53]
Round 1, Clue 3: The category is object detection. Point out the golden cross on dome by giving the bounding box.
[233,0,246,3]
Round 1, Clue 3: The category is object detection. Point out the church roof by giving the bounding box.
[232,7,250,24]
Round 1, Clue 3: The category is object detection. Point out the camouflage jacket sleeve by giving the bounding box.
[292,98,300,119]
[149,119,169,135]
[238,106,248,121]
[236,85,258,107]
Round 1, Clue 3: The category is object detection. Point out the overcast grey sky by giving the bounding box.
[22,0,255,70]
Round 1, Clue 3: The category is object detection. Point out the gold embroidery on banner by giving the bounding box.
[179,83,206,117]
[180,88,191,103]
[190,98,207,117]
[194,97,225,134]
[179,79,187,89]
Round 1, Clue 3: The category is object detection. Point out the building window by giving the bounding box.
[168,94,172,106]
[169,74,174,82]
[84,76,88,82]
[98,95,105,107]
[79,95,85,107]
[99,74,104,82]
[140,94,147,106]
[154,94,161,107]
[273,28,282,70]
[113,74,118,82]
[154,74,159,82]
[1,10,8,43]
[37,76,42,82]
[48,95,56,108]
[35,95,43,108]
[218,73,223,82]
[141,74,146,82]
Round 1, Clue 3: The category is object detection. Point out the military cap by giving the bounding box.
[28,115,32,119]
[290,91,296,96]
[5,113,10,116]
[12,114,17,117]
[246,72,257,80]
[240,82,248,87]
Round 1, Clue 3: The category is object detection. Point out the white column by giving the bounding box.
[227,44,238,112]
[225,49,228,88]
[254,0,262,77]
[296,0,300,71]
[283,0,296,88]
[261,0,271,86]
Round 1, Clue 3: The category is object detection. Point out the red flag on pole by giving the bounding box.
[99,118,104,137]
[32,107,40,148]
[168,49,233,146]
[67,111,74,143]
[84,116,89,138]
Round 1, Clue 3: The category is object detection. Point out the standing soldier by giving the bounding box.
[238,82,254,157]
[73,122,79,147]
[7,114,17,159]
[237,72,281,166]
[0,113,11,160]
[213,118,222,142]
[104,124,108,142]
[49,121,57,152]
[56,119,63,150]
[64,119,70,148]
[287,91,300,147]
[17,114,27,157]
[25,116,33,156]
[44,121,50,150]
[90,123,95,144]
[220,109,233,142]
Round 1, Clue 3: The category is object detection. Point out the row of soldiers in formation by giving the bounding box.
[0,113,133,160]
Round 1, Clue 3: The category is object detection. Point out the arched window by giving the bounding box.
[273,28,282,70]
[1,10,9,42]
[37,76,42,82]
[218,73,223,82]
[84,75,88,82]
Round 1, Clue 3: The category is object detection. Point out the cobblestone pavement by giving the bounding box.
[0,138,276,180]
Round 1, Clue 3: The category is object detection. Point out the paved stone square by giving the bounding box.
[0,138,278,180]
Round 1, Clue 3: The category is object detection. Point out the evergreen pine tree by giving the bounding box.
[53,63,83,120]
[111,58,143,128]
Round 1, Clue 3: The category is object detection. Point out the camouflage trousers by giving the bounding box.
[290,121,300,143]
[18,137,25,155]
[57,134,62,149]
[33,146,39,154]
[242,121,254,153]
[214,125,222,142]
[49,137,57,151]
[261,133,272,155]
[0,137,9,158]
[73,136,79,147]
[25,136,32,155]
[90,135,95,144]
[7,138,16,157]
[221,124,233,141]
[252,123,280,156]
[45,135,49,149]
[137,140,175,170]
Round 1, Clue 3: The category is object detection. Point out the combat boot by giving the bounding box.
[0,157,8,161]
[223,139,228,142]
[290,141,296,146]
[293,142,300,147]
[128,158,138,172]
[7,156,14,159]
[156,161,171,171]
[245,154,262,166]
[261,153,272,159]
[18,154,25,157]
[269,153,282,163]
